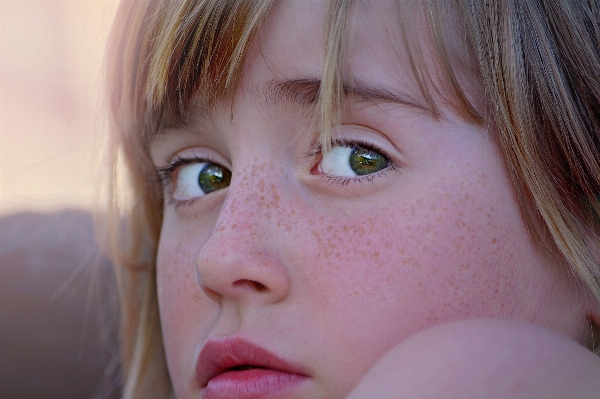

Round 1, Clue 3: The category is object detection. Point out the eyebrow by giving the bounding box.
[160,77,429,138]
[263,77,429,112]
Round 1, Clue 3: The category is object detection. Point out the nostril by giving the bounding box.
[254,281,267,292]
[233,279,268,292]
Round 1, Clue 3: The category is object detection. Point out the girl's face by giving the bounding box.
[151,1,590,398]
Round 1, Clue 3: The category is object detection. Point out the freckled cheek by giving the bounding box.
[156,232,215,369]
[297,189,522,332]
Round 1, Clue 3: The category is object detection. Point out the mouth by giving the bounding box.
[196,338,309,399]
[227,364,267,371]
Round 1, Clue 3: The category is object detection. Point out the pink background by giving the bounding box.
[1,0,119,216]
[0,3,122,397]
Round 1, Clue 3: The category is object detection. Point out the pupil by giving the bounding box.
[349,146,387,176]
[198,163,231,194]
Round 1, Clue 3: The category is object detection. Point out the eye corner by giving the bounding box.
[308,153,323,175]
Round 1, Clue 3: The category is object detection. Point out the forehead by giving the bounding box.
[237,0,477,119]
[154,0,481,138]
[251,0,415,83]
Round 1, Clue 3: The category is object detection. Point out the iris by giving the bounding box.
[348,146,388,176]
[198,163,231,194]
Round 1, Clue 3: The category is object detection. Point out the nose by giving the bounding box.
[195,171,292,306]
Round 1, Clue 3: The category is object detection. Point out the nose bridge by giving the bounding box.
[220,160,276,234]
[195,157,291,305]
[216,154,286,243]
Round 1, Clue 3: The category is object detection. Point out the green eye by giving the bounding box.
[174,161,231,200]
[319,144,389,177]
[349,146,388,176]
[198,163,232,194]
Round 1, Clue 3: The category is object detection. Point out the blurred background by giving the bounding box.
[1,1,122,397]
[1,0,117,215]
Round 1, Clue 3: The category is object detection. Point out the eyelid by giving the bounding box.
[156,148,229,178]
[154,148,230,208]
[156,154,213,187]
[308,124,398,168]
[309,124,398,157]
[309,139,399,187]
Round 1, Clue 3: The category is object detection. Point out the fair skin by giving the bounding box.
[150,1,599,398]
[346,319,600,399]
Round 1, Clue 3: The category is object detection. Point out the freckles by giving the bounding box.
[166,236,199,281]
[306,213,404,297]
[307,162,514,285]
[157,241,204,339]
[270,183,281,205]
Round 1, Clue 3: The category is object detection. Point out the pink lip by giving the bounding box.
[196,338,309,399]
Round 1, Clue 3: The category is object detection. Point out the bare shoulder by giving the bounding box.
[346,319,600,399]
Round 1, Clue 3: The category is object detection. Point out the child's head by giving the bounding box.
[105,0,600,398]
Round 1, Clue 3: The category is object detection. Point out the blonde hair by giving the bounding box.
[105,0,600,397]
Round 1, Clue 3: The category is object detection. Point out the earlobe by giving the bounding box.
[590,298,600,329]
[587,295,600,352]
[590,299,600,329]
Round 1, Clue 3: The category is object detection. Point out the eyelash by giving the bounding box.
[156,139,396,208]
[307,138,398,185]
[156,154,217,209]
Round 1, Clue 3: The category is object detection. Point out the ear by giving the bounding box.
[590,295,600,328]
[586,288,600,352]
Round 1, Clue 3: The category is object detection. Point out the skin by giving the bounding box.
[347,319,600,399]
[150,0,600,398]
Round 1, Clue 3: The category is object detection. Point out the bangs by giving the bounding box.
[109,0,484,149]
[318,0,484,150]
[108,0,276,143]
[146,0,277,123]
[400,0,484,124]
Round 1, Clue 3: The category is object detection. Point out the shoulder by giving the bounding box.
[347,319,600,399]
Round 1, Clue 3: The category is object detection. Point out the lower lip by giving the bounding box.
[203,368,308,399]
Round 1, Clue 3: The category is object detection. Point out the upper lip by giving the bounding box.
[196,337,308,387]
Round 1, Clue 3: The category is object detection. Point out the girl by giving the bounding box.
[104,0,600,398]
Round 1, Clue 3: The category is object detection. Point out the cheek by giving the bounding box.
[156,227,215,389]
[295,171,538,343]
